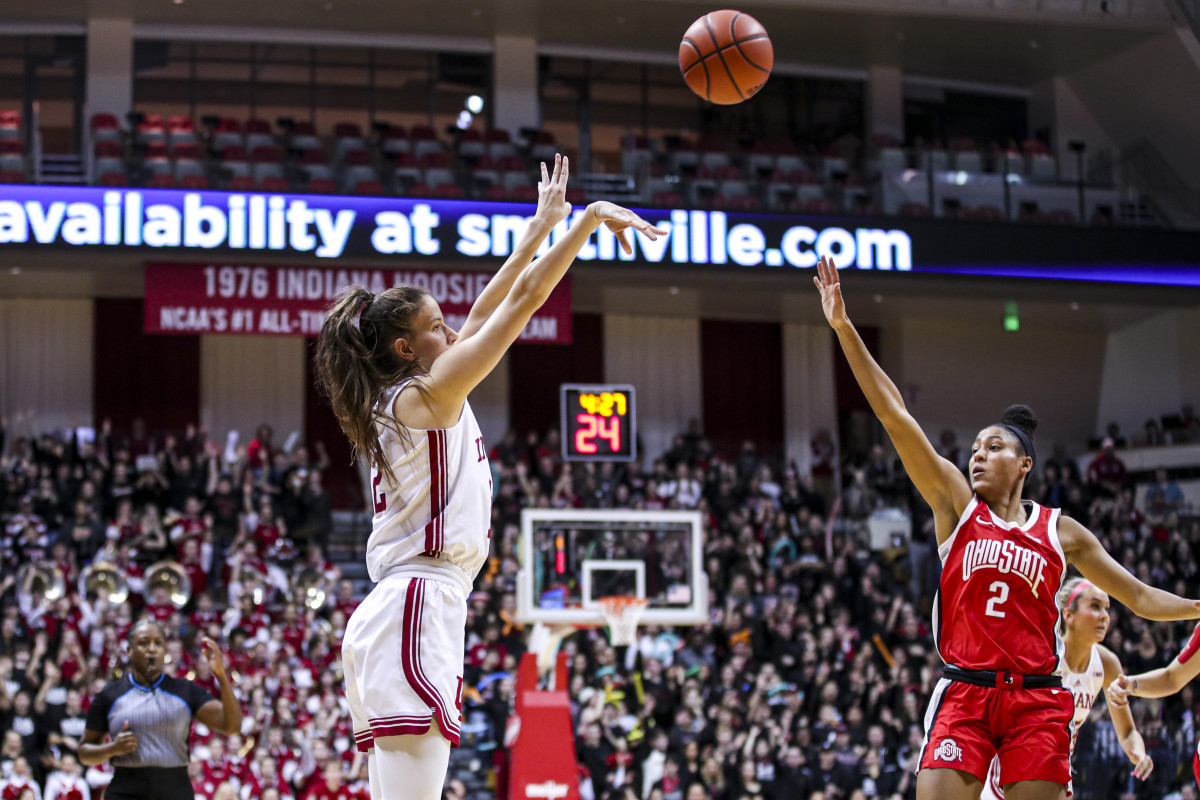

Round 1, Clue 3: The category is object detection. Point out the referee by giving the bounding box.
[79,620,242,800]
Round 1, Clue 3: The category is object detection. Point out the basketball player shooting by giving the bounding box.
[813,255,1200,800]
[314,155,664,800]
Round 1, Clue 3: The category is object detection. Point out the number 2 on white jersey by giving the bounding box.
[984,580,1009,618]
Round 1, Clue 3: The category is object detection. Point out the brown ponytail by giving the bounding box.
[313,284,431,483]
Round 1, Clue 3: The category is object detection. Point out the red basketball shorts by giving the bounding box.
[919,677,1074,786]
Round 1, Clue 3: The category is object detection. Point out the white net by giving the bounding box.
[599,596,649,646]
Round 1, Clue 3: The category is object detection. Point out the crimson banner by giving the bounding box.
[143,262,572,342]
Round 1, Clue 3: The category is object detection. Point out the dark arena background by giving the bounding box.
[1,1,1200,799]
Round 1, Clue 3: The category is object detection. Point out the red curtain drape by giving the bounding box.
[700,319,784,463]
[303,339,362,511]
[93,298,200,436]
[507,313,604,441]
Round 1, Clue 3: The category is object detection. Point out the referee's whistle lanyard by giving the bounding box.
[129,672,166,692]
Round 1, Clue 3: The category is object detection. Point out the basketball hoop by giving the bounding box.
[599,596,649,647]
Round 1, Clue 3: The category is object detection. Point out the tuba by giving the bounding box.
[80,563,129,605]
[16,562,66,604]
[291,566,329,611]
[145,561,192,609]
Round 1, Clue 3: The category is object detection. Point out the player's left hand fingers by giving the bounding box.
[1134,755,1153,779]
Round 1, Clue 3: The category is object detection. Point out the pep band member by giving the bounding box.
[79,621,242,800]
[980,577,1152,799]
[813,255,1199,800]
[314,154,664,800]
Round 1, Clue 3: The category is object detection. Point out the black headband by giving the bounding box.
[998,423,1036,469]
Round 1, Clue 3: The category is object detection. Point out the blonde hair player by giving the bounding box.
[1106,604,1200,789]
[980,577,1153,799]
[812,255,1200,800]
[313,154,663,800]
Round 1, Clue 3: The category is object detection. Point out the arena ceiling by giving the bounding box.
[2,0,1181,85]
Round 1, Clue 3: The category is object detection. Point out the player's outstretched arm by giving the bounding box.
[1098,645,1153,780]
[422,202,665,418]
[813,255,971,534]
[1062,515,1200,621]
[458,154,573,342]
[1107,622,1200,706]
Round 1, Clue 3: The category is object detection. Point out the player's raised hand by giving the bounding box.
[534,154,572,227]
[588,201,667,255]
[814,255,848,328]
[1105,674,1133,707]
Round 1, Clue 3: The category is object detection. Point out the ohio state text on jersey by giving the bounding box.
[365,381,492,585]
[935,496,1067,675]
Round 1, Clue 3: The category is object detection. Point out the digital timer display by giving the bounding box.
[561,384,637,462]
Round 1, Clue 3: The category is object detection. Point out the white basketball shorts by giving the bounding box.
[343,568,466,752]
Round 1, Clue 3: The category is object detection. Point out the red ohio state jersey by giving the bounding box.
[935,496,1067,675]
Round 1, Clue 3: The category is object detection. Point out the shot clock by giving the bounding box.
[561,384,637,462]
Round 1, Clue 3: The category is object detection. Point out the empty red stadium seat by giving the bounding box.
[433,183,463,199]
[509,186,538,202]
[261,177,290,193]
[147,174,178,189]
[0,140,24,155]
[99,173,129,187]
[91,113,120,132]
[404,182,432,198]
[899,202,930,218]
[167,115,194,133]
[222,146,248,162]
[0,170,26,183]
[245,119,272,134]
[728,195,761,212]
[181,175,210,190]
[335,122,363,139]
[565,188,588,205]
[172,143,201,161]
[251,146,282,163]
[307,178,338,194]
[497,155,525,172]
[485,185,508,201]
[344,150,372,166]
[484,129,511,143]
[652,191,683,208]
[228,176,259,191]
[354,180,385,196]
[410,126,436,141]
[419,152,450,168]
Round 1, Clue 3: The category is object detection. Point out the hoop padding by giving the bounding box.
[600,596,649,646]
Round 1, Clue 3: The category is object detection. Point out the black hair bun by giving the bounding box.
[1000,404,1038,437]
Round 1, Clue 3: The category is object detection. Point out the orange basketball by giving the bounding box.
[679,9,774,105]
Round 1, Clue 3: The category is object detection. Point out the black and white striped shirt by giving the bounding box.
[85,673,215,768]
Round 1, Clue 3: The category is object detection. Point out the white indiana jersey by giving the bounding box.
[364,381,492,584]
[982,644,1105,799]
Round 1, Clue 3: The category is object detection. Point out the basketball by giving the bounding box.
[679,9,774,105]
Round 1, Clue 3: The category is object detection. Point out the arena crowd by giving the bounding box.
[0,413,1198,800]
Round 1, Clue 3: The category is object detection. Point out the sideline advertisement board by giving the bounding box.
[2,185,1199,285]
[143,262,572,340]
